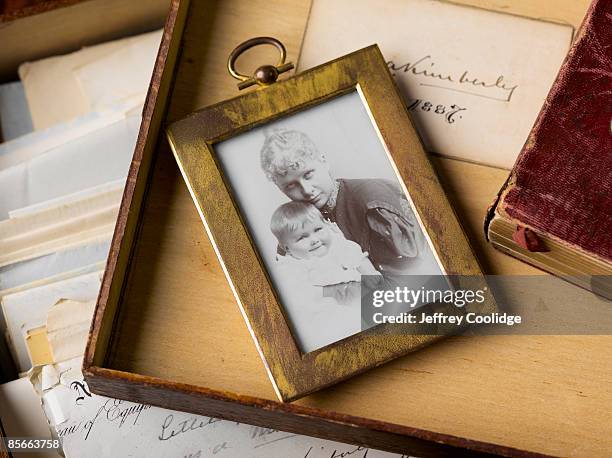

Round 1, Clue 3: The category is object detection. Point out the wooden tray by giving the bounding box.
[0,0,169,81]
[84,0,611,456]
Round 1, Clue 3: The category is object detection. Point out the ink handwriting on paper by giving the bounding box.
[305,445,369,457]
[406,99,466,123]
[304,445,416,458]
[159,414,223,441]
[70,380,92,405]
[58,399,152,440]
[250,426,279,439]
[250,426,298,449]
[183,451,202,458]
[212,442,230,454]
[83,400,151,439]
[388,55,519,102]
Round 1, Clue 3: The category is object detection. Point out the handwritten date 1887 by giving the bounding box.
[406,99,466,124]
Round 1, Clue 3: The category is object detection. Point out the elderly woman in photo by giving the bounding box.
[260,128,439,285]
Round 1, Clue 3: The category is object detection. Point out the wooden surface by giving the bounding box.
[0,0,81,18]
[167,44,499,401]
[0,0,169,81]
[97,0,612,456]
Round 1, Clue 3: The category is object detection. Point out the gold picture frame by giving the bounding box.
[167,43,495,402]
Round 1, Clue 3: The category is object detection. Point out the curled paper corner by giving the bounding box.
[23,297,95,436]
[27,353,85,431]
[47,298,96,363]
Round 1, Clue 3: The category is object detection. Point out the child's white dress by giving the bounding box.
[276,231,367,287]
[272,229,369,352]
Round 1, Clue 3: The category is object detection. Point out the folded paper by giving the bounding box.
[1,270,102,372]
[0,111,139,221]
[18,30,162,130]
[299,0,573,169]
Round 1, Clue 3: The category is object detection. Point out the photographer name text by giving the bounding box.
[372,311,521,326]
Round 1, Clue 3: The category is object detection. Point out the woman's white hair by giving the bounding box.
[260,128,323,183]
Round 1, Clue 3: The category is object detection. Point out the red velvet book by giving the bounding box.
[485,0,612,294]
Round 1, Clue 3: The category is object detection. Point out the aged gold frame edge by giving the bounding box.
[167,45,495,401]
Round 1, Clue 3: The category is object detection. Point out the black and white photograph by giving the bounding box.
[215,91,443,352]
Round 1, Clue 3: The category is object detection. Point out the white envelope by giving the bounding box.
[0,105,135,171]
[0,240,108,295]
[18,29,162,130]
[75,30,163,112]
[0,111,140,220]
[298,0,573,169]
[46,299,96,363]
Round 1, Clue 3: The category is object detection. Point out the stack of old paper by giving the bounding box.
[0,28,402,458]
[0,29,162,452]
[22,297,399,457]
[0,29,162,376]
[0,264,401,458]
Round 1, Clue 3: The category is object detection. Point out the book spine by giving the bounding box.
[486,0,605,244]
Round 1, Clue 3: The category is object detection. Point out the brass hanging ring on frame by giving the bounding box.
[227,36,294,90]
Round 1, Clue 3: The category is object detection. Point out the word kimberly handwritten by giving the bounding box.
[388,55,519,102]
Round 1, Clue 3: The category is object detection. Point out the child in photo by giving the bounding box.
[271,201,379,297]
[260,128,441,285]
[270,201,380,351]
